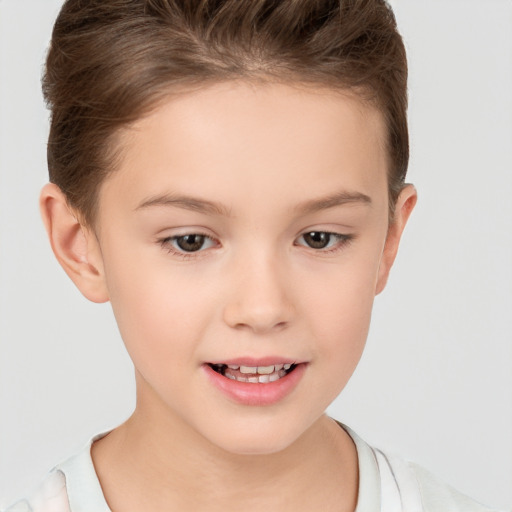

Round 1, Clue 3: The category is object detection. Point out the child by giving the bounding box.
[2,1,508,511]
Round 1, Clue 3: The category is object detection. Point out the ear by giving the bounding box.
[40,183,109,303]
[375,184,417,295]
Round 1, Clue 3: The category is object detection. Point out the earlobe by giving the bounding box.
[40,183,109,303]
[375,184,417,295]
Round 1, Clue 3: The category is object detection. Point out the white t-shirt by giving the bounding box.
[3,424,505,512]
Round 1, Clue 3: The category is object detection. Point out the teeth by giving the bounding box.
[240,366,257,374]
[214,362,297,384]
[257,365,275,375]
[236,364,293,374]
[221,364,296,384]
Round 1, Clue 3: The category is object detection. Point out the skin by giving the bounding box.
[41,81,416,511]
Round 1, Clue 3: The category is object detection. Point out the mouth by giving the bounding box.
[204,360,306,406]
[207,363,297,384]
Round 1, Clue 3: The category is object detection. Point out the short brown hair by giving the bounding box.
[43,0,408,226]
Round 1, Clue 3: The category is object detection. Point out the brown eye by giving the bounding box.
[175,234,207,252]
[302,232,331,249]
[297,231,352,252]
[160,232,217,258]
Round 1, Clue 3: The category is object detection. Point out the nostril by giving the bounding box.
[230,319,289,333]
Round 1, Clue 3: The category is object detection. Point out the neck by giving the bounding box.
[91,381,358,511]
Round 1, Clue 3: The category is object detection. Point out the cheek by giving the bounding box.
[295,246,382,371]
[309,280,374,367]
[103,251,215,377]
[299,250,381,328]
[303,283,375,409]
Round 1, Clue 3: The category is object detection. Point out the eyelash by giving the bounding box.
[158,232,215,260]
[158,231,354,260]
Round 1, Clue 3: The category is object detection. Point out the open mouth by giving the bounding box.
[207,363,297,384]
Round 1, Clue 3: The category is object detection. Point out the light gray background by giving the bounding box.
[1,0,511,509]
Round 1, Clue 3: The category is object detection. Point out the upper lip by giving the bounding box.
[206,357,302,367]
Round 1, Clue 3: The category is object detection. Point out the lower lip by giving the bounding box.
[203,363,307,406]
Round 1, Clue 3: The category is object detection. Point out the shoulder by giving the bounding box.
[381,449,505,512]
[2,430,112,512]
[2,470,70,512]
[339,422,507,512]
[408,461,504,512]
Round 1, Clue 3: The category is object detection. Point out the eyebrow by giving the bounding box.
[136,189,371,217]
[136,193,232,217]
[294,190,372,215]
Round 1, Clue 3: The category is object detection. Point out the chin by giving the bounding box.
[199,415,313,457]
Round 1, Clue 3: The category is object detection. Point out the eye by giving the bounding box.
[297,231,351,251]
[161,233,216,254]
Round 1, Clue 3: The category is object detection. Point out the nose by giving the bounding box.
[222,250,295,334]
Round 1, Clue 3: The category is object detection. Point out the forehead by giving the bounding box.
[101,81,389,215]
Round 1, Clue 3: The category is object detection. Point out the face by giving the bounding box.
[90,81,405,454]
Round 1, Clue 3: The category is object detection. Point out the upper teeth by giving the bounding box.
[227,364,291,374]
